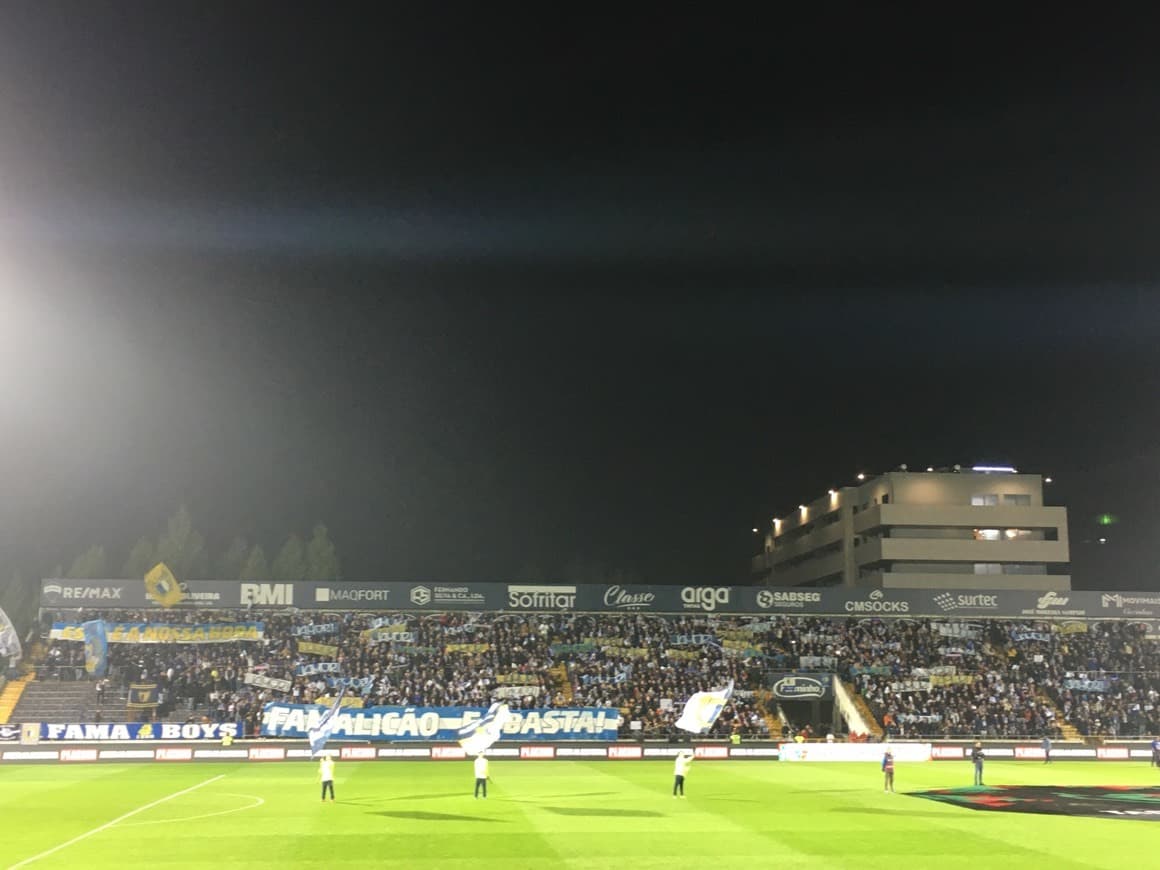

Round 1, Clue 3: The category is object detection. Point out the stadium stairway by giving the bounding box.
[843,681,884,740]
[23,639,48,667]
[755,690,782,737]
[549,664,574,703]
[0,675,34,724]
[1035,690,1083,742]
[9,680,97,724]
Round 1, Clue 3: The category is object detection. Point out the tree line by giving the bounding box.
[0,505,341,636]
[61,505,341,583]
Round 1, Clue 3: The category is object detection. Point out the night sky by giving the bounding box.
[1,7,1157,590]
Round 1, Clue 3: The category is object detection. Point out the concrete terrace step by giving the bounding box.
[0,676,34,724]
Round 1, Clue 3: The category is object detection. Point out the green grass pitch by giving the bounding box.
[1,760,1155,869]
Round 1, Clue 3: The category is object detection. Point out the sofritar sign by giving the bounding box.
[507,585,576,610]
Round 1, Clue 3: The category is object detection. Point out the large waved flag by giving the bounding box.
[309,686,347,757]
[82,619,108,678]
[458,702,512,755]
[675,680,734,734]
[144,562,185,607]
[0,606,22,662]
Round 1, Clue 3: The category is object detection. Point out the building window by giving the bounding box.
[1003,563,1047,575]
[973,563,1002,575]
[1003,494,1031,505]
[971,494,999,506]
[974,529,1001,541]
[1004,529,1034,541]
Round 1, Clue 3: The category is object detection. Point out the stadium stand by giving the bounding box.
[22,608,1160,740]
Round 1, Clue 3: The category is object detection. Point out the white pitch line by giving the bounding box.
[8,773,226,869]
[118,792,265,827]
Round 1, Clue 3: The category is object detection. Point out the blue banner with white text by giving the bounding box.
[260,703,621,741]
[82,619,108,678]
[39,722,240,740]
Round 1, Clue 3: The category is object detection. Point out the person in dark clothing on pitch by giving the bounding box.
[971,742,985,786]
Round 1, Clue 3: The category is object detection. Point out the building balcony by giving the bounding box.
[871,571,1071,591]
[767,520,844,562]
[765,551,846,588]
[853,504,1068,537]
[855,537,1069,566]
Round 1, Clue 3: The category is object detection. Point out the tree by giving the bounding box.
[239,545,269,581]
[122,536,156,579]
[305,524,340,580]
[0,570,38,643]
[561,556,640,586]
[218,537,250,581]
[66,545,108,579]
[514,561,547,582]
[270,535,306,582]
[155,505,208,581]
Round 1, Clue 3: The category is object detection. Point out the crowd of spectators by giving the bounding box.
[996,620,1160,737]
[39,608,1160,740]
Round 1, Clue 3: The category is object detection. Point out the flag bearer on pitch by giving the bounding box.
[319,755,336,802]
[474,753,490,799]
[673,750,693,797]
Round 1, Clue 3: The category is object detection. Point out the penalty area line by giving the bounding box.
[7,773,226,869]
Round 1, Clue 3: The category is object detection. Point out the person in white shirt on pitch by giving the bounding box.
[673,750,693,797]
[473,753,490,799]
[319,755,336,802]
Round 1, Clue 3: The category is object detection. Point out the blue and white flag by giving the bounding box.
[82,619,108,678]
[675,680,734,734]
[457,702,511,755]
[0,606,23,662]
[308,686,347,757]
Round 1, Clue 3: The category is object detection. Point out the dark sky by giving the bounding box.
[0,7,1157,588]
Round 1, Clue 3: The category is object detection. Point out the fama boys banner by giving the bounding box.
[260,703,621,741]
[51,622,264,644]
[38,722,240,741]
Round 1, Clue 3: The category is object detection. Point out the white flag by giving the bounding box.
[308,687,347,756]
[458,702,511,755]
[675,680,734,734]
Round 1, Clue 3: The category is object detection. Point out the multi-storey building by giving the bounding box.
[752,467,1070,590]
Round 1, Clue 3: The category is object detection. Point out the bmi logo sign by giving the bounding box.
[240,583,293,606]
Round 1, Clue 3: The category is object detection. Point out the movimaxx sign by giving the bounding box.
[39,580,1160,619]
